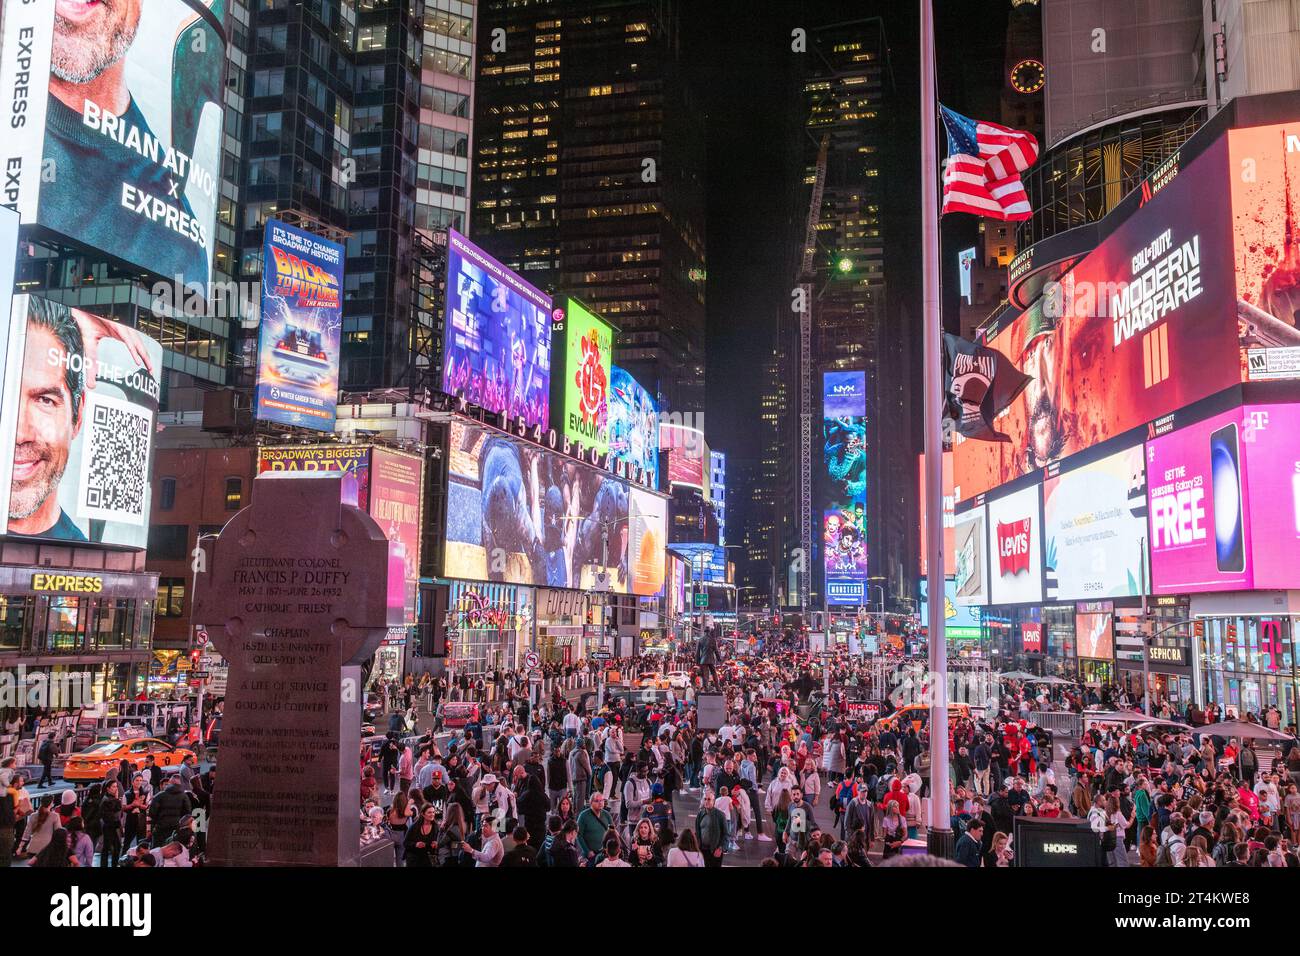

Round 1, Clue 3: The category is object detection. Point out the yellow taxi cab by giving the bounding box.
[872,703,971,734]
[635,671,669,689]
[62,736,194,783]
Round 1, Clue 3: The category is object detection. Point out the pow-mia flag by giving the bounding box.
[942,333,1030,442]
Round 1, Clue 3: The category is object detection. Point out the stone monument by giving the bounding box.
[192,473,390,866]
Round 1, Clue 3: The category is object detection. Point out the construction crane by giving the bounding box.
[796,133,830,615]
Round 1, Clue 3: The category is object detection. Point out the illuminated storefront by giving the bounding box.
[535,587,597,665]
[445,581,532,676]
[0,567,157,703]
[1194,617,1297,727]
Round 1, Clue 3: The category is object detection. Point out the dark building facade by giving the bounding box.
[471,0,707,415]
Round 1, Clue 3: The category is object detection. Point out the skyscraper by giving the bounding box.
[471,0,707,414]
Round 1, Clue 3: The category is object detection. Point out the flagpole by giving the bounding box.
[920,0,953,858]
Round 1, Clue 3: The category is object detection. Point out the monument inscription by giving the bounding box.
[192,474,390,866]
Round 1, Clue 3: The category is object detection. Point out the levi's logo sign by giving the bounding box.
[997,519,1031,576]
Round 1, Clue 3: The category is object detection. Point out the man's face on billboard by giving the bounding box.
[52,0,143,85]
[11,326,81,526]
[1022,333,1063,467]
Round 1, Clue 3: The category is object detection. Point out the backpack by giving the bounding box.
[1155,836,1183,867]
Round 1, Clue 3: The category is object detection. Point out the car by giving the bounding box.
[872,703,972,734]
[664,671,693,689]
[62,737,194,783]
[635,672,668,688]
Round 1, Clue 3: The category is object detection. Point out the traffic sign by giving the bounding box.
[524,651,540,670]
[528,670,543,683]
[591,650,612,661]
[694,593,709,608]
[194,628,209,647]
[189,670,210,679]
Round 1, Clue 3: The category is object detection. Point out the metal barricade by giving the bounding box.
[1030,710,1082,741]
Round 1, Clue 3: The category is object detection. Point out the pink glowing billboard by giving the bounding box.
[1145,409,1252,594]
[1240,404,1300,590]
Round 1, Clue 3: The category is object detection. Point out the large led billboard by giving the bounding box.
[987,483,1043,606]
[563,299,613,455]
[953,504,988,607]
[0,0,226,287]
[1145,408,1251,594]
[0,296,163,547]
[255,220,344,431]
[919,578,982,640]
[1075,603,1114,660]
[1230,121,1300,377]
[1145,403,1300,594]
[1241,404,1300,590]
[955,138,1239,499]
[660,422,705,490]
[444,417,667,594]
[257,445,423,623]
[369,448,424,625]
[823,371,868,605]
[609,366,658,486]
[628,486,667,596]
[441,229,551,429]
[918,451,955,576]
[1043,444,1147,601]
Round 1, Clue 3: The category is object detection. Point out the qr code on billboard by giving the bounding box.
[77,392,153,526]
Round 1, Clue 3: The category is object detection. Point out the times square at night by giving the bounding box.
[0,0,1298,938]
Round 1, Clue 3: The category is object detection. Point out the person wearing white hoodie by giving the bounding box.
[766,765,795,814]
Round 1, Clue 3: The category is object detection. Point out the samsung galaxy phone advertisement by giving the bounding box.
[1145,409,1251,593]
[255,219,344,431]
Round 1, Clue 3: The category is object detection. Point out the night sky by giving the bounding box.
[692,0,1011,461]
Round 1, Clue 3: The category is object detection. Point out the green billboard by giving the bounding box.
[563,298,613,455]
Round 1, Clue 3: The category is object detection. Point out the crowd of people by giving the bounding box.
[6,625,1300,869]
[354,631,1300,868]
[1,753,209,868]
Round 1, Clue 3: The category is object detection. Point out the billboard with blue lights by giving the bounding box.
[823,371,868,605]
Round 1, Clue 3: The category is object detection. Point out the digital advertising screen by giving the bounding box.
[1075,603,1114,660]
[444,417,666,594]
[257,444,372,505]
[609,365,659,485]
[919,578,982,639]
[955,138,1240,499]
[441,229,551,429]
[563,298,613,456]
[1230,121,1300,375]
[823,370,868,606]
[257,445,423,623]
[953,504,988,607]
[0,0,226,287]
[628,486,667,596]
[0,295,163,548]
[918,451,956,576]
[1145,407,1252,594]
[660,423,705,490]
[369,448,424,626]
[987,482,1043,606]
[1241,404,1300,590]
[1043,444,1148,601]
[255,220,344,431]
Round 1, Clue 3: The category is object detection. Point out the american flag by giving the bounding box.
[940,106,1039,221]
